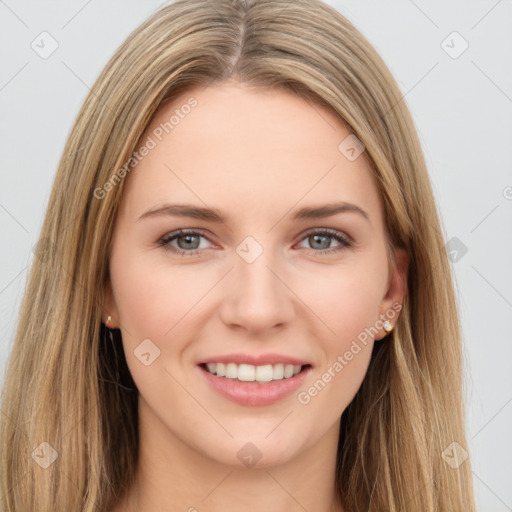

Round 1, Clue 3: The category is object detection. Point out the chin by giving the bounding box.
[195,430,309,469]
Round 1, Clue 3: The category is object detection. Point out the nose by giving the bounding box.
[218,250,295,336]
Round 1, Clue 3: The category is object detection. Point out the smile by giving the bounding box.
[203,362,304,383]
[197,357,313,406]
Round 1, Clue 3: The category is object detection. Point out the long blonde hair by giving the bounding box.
[0,0,475,510]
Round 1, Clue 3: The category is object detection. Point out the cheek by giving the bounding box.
[297,258,385,342]
[109,250,212,401]
[293,258,385,405]
[297,284,378,415]
[110,249,211,340]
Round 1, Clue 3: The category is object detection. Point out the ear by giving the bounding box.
[375,247,409,340]
[102,276,120,329]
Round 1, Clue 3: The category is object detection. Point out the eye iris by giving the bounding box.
[309,234,331,250]
[177,234,200,250]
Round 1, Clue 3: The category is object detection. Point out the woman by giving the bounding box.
[0,0,476,510]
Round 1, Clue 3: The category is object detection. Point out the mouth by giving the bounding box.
[197,358,313,406]
[199,362,311,383]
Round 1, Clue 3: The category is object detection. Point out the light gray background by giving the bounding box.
[1,1,511,510]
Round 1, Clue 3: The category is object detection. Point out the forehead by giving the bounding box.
[121,82,383,228]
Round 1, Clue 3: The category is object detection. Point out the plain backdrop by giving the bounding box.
[1,1,511,510]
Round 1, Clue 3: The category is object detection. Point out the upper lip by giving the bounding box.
[199,353,312,367]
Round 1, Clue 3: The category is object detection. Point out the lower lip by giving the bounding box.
[197,365,312,406]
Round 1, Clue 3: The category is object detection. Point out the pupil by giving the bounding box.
[178,235,199,250]
[311,234,330,250]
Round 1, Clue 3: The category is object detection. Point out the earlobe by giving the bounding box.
[105,315,114,329]
[102,277,119,329]
[377,248,409,340]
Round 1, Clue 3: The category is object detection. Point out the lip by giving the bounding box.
[197,362,312,407]
[199,353,311,367]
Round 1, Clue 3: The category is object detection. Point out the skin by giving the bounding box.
[104,81,409,512]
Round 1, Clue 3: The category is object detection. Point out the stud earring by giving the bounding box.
[383,320,393,333]
[106,315,113,329]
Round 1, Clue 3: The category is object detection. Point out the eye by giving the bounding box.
[158,229,214,256]
[296,228,352,254]
[158,228,352,257]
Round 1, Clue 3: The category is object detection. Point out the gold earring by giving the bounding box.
[106,315,113,329]
[383,320,393,333]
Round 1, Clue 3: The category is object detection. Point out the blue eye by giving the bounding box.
[298,228,352,254]
[158,229,212,256]
[158,228,352,256]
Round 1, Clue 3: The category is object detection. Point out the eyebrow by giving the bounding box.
[137,201,370,224]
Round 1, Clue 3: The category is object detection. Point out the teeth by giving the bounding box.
[255,364,273,382]
[204,362,303,382]
[239,363,256,381]
[284,364,294,378]
[225,363,238,379]
[273,363,284,380]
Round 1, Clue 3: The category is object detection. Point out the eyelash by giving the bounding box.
[157,228,353,256]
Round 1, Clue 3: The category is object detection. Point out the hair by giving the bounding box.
[0,0,476,510]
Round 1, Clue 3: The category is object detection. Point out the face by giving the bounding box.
[104,82,408,469]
